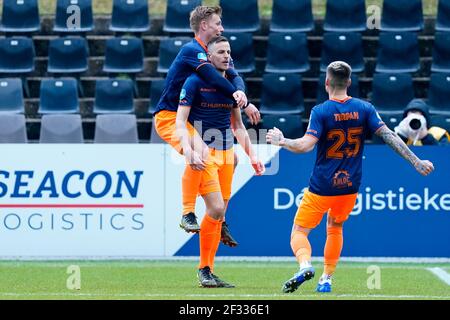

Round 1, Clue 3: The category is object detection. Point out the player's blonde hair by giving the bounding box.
[189,6,222,33]
[326,61,352,90]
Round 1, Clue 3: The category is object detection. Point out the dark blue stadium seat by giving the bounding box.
[381,0,424,32]
[0,114,27,143]
[48,37,89,74]
[260,74,304,115]
[324,0,366,32]
[223,33,255,74]
[265,33,310,74]
[157,37,191,73]
[261,114,304,139]
[428,73,450,115]
[270,0,314,33]
[320,32,364,73]
[39,114,84,143]
[0,78,24,113]
[436,0,450,32]
[94,114,139,143]
[431,32,450,73]
[103,37,144,73]
[371,73,414,114]
[110,0,150,33]
[0,37,35,73]
[39,78,79,114]
[220,0,259,33]
[163,0,201,33]
[53,0,94,33]
[149,79,165,114]
[375,32,420,73]
[316,73,360,105]
[0,0,40,33]
[94,79,134,113]
[431,114,450,131]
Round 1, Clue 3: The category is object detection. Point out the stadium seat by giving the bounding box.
[110,0,150,33]
[94,114,139,143]
[0,79,24,113]
[0,114,27,143]
[39,114,84,143]
[0,37,35,74]
[94,79,134,114]
[149,79,165,114]
[260,74,304,115]
[375,32,420,73]
[428,73,450,115]
[316,73,360,105]
[53,0,94,33]
[431,114,450,131]
[371,73,414,115]
[265,33,310,74]
[381,0,424,32]
[157,37,191,73]
[261,114,304,140]
[223,33,255,74]
[163,0,201,33]
[150,122,166,143]
[0,0,40,33]
[320,32,365,73]
[270,0,314,33]
[39,79,79,114]
[431,32,450,73]
[47,37,89,74]
[379,114,403,131]
[103,37,144,74]
[324,0,366,32]
[436,0,450,32]
[220,0,259,33]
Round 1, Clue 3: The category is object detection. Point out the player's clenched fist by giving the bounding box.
[266,127,285,146]
[414,159,435,176]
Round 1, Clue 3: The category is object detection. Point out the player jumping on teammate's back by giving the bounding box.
[266,61,434,294]
[177,36,264,288]
[153,6,261,243]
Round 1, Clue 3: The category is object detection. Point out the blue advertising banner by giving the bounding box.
[177,146,450,258]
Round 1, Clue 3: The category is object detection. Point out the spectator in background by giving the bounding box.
[395,99,449,146]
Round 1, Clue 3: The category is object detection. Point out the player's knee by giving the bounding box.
[208,202,225,220]
[327,215,344,228]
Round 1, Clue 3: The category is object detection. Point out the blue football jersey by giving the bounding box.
[306,97,385,196]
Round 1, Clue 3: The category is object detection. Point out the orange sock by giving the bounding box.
[182,165,202,215]
[290,229,312,264]
[209,223,222,273]
[324,226,343,275]
[198,214,222,269]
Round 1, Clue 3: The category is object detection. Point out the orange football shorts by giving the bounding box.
[154,110,196,154]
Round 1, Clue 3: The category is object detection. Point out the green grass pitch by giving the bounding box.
[0,260,448,300]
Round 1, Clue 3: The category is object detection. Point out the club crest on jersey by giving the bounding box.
[197,52,207,61]
[332,170,353,189]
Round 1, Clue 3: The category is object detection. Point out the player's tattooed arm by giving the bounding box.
[375,125,435,176]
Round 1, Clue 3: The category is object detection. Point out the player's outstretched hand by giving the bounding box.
[266,127,285,146]
[184,149,206,171]
[414,160,434,176]
[251,159,265,176]
[233,90,248,109]
[244,103,261,125]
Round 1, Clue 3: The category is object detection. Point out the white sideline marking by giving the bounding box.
[427,268,450,286]
[0,292,448,299]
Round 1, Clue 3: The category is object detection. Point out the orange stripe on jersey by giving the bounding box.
[330,96,352,103]
[196,62,211,71]
[195,36,208,52]
[305,133,319,140]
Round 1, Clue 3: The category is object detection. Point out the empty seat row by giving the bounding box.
[0,113,139,143]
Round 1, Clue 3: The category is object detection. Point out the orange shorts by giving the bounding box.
[198,147,235,200]
[154,110,196,154]
[294,189,358,229]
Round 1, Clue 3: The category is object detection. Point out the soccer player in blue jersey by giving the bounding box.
[176,36,265,287]
[154,6,260,242]
[266,61,434,293]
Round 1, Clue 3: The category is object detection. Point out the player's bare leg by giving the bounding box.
[317,215,344,293]
[282,224,315,293]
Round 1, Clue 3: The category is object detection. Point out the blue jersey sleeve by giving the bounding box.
[306,107,323,139]
[366,103,385,134]
[180,46,209,70]
[179,77,198,108]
